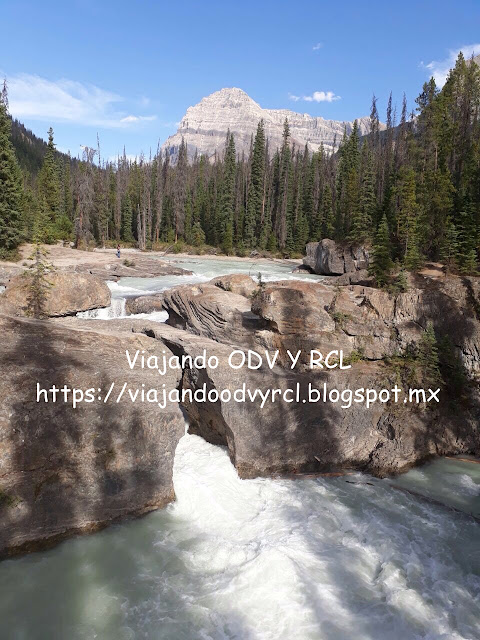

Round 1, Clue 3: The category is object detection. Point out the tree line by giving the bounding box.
[1,52,480,284]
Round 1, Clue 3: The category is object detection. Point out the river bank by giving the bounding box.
[0,243,302,270]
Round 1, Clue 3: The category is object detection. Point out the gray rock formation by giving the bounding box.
[65,256,193,281]
[0,315,186,558]
[152,273,480,477]
[162,88,374,161]
[304,239,369,275]
[210,273,259,298]
[162,282,262,347]
[0,272,111,317]
[1,270,480,557]
[0,265,23,287]
[125,294,165,315]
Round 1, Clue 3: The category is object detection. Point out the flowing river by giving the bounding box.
[1,257,479,640]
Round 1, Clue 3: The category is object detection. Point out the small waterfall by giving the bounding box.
[77,297,126,319]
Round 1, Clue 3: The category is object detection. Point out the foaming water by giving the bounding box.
[113,256,322,300]
[78,296,127,319]
[0,434,478,640]
[160,255,322,283]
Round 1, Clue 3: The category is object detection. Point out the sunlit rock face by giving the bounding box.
[162,87,373,162]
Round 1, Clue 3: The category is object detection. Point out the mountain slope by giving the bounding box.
[10,118,72,175]
[162,88,372,161]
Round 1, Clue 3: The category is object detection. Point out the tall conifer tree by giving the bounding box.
[0,80,23,257]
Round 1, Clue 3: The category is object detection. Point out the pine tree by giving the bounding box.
[369,214,393,286]
[244,184,257,248]
[33,197,55,244]
[75,145,96,248]
[336,121,360,237]
[350,145,375,243]
[184,193,193,244]
[420,169,454,259]
[321,185,334,239]
[266,230,277,252]
[0,80,24,257]
[278,119,295,253]
[191,221,205,247]
[219,131,236,254]
[94,167,108,246]
[24,244,53,319]
[37,127,61,227]
[456,205,478,273]
[416,322,442,387]
[394,167,422,267]
[439,217,459,270]
[173,138,188,240]
[404,227,423,271]
[244,120,266,247]
[121,193,133,242]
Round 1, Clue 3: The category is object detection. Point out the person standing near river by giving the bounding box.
[116,244,121,258]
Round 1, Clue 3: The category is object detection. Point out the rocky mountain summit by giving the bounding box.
[162,88,373,161]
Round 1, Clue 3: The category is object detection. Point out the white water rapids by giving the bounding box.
[0,256,478,639]
[77,256,323,322]
[0,434,478,639]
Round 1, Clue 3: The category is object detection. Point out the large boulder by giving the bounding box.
[304,239,369,275]
[162,282,263,346]
[0,315,185,558]
[210,274,258,298]
[0,271,111,317]
[252,280,336,335]
[125,294,165,315]
[328,269,375,286]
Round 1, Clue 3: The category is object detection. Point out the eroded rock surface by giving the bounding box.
[0,315,185,558]
[65,256,192,281]
[0,265,23,287]
[125,294,165,315]
[2,268,480,558]
[210,273,258,298]
[0,272,111,317]
[141,322,479,480]
[162,282,262,346]
[304,239,369,275]
[145,273,480,478]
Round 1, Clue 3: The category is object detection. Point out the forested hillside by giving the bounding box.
[10,118,67,177]
[1,52,480,285]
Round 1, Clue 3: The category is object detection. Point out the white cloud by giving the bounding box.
[5,73,156,128]
[289,90,340,103]
[120,115,156,123]
[422,44,480,87]
[312,42,323,51]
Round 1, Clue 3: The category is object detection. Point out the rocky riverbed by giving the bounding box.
[0,247,479,559]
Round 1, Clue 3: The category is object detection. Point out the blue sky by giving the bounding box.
[1,0,479,160]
